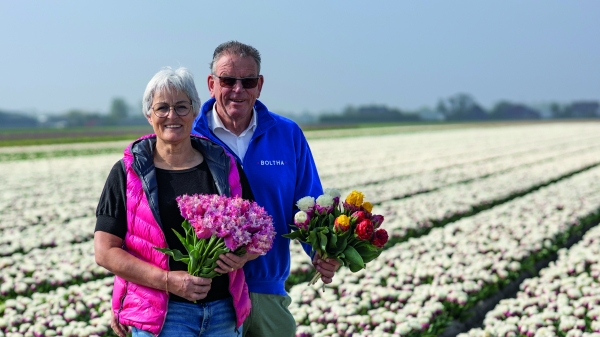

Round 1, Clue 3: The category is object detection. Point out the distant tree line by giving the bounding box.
[1,94,599,129]
[316,93,600,125]
[0,98,147,129]
[434,93,600,121]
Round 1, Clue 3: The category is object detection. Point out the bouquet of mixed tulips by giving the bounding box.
[155,194,276,278]
[283,189,388,285]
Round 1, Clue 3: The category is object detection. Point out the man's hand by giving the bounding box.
[110,311,130,337]
[312,253,341,284]
[167,271,212,301]
[215,252,259,274]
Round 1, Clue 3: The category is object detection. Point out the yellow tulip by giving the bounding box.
[345,190,364,207]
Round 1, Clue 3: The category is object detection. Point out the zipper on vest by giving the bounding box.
[117,280,129,319]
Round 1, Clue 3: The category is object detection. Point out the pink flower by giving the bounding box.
[175,193,275,253]
[351,211,366,223]
[355,219,374,241]
[247,225,276,255]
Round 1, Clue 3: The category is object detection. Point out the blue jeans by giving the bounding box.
[131,298,241,337]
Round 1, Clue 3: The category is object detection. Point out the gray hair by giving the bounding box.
[142,67,201,117]
[210,41,261,75]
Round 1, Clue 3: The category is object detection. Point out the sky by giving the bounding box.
[1,1,599,116]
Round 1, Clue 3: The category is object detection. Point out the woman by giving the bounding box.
[94,67,257,337]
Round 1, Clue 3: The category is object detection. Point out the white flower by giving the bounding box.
[316,194,334,208]
[294,211,309,226]
[323,188,341,199]
[296,196,315,212]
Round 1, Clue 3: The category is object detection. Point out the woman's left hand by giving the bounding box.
[216,252,259,274]
[110,310,130,337]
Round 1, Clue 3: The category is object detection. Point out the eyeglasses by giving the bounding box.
[214,75,260,89]
[151,102,193,118]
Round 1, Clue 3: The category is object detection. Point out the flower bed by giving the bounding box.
[288,166,600,336]
[2,123,600,336]
[0,277,114,337]
[287,150,600,288]
[461,215,600,337]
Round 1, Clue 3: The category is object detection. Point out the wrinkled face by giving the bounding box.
[208,54,263,127]
[147,89,194,145]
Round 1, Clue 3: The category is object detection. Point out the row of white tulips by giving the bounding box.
[289,148,600,282]
[288,165,600,336]
[350,141,600,204]
[0,154,119,231]
[312,123,600,179]
[319,131,600,191]
[0,217,95,257]
[461,215,600,337]
[378,149,600,239]
[0,241,107,299]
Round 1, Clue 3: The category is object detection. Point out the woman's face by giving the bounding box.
[147,88,194,145]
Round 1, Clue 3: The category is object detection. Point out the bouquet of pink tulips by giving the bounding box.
[155,194,276,278]
[283,189,388,285]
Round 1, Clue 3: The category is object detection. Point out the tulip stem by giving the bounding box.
[309,271,322,285]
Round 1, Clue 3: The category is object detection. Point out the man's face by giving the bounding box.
[208,54,263,128]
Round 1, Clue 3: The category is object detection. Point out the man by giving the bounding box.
[192,40,340,336]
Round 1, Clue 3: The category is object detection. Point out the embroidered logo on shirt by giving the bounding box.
[258,160,287,166]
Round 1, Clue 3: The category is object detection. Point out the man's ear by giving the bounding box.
[208,74,216,98]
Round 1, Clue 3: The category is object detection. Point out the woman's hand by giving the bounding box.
[166,271,212,301]
[312,253,341,284]
[110,310,130,337]
[215,251,259,274]
[94,232,212,302]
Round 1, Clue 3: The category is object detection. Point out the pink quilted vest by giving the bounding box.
[111,134,250,335]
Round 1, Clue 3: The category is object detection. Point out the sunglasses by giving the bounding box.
[214,75,260,89]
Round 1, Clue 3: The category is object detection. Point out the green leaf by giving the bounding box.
[309,217,319,231]
[349,263,364,272]
[201,266,215,274]
[318,232,328,252]
[182,220,196,246]
[154,247,189,263]
[343,246,364,268]
[362,250,383,264]
[331,235,348,256]
[172,228,194,253]
[354,242,379,256]
[308,230,318,250]
[189,249,200,275]
[327,232,338,251]
[282,231,306,240]
[205,248,230,265]
[200,270,220,279]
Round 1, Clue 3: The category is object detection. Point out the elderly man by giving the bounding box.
[192,41,340,336]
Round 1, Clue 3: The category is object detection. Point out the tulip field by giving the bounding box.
[1,122,600,337]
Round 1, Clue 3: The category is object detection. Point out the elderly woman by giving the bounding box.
[94,67,256,337]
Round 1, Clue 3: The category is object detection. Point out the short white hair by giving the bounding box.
[142,67,201,117]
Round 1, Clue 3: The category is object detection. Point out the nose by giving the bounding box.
[232,79,244,92]
[164,107,178,117]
